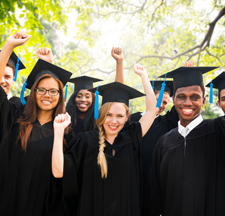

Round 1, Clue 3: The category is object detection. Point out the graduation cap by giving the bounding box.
[151,80,174,97]
[20,59,72,105]
[69,76,102,92]
[205,71,225,103]
[88,81,145,120]
[1,50,26,81]
[158,67,218,92]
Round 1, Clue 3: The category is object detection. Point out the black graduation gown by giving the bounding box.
[8,96,21,108]
[0,86,68,216]
[63,122,143,216]
[72,117,84,134]
[149,117,225,216]
[129,106,179,216]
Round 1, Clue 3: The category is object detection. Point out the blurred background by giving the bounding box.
[1,0,225,117]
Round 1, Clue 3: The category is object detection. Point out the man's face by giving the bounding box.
[1,66,14,95]
[155,92,170,115]
[173,85,205,127]
[217,89,225,113]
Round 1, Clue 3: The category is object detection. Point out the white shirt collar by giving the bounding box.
[7,92,12,100]
[178,115,203,137]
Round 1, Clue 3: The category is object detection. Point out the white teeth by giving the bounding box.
[183,109,192,113]
[109,126,117,129]
[79,104,87,107]
[42,101,51,104]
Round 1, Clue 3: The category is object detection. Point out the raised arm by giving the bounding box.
[52,113,71,178]
[0,32,31,81]
[133,64,158,137]
[36,47,53,63]
[112,47,124,84]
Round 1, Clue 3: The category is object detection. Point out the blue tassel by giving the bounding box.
[209,81,213,104]
[156,73,167,108]
[13,56,20,82]
[152,80,154,91]
[64,84,68,102]
[94,86,99,120]
[20,78,28,105]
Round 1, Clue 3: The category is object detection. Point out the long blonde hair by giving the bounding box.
[96,102,129,178]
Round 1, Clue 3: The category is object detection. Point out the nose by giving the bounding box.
[111,116,117,123]
[1,77,5,84]
[183,97,192,106]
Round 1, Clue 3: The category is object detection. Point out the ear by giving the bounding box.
[202,97,206,106]
[126,112,130,121]
[172,96,175,104]
[217,100,221,108]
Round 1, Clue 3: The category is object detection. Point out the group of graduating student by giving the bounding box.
[0,31,225,216]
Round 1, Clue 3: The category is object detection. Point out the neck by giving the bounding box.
[37,109,53,125]
[78,111,87,119]
[105,134,117,145]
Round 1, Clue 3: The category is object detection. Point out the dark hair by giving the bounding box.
[17,74,69,151]
[66,90,96,133]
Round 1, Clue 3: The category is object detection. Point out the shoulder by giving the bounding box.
[129,112,142,122]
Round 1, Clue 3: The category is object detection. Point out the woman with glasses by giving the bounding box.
[0,32,72,216]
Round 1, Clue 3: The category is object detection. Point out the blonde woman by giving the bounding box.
[52,64,158,216]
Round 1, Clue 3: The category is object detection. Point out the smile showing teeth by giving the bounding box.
[182,108,193,114]
[79,104,87,108]
[109,125,118,130]
[42,100,51,104]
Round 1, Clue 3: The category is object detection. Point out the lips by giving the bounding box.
[181,108,194,115]
[108,125,118,131]
[41,100,51,104]
[78,103,88,108]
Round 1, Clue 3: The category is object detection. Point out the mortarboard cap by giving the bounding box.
[7,51,25,71]
[206,71,225,102]
[158,67,218,92]
[151,80,174,97]
[69,76,102,92]
[89,82,145,120]
[89,81,145,107]
[1,50,26,81]
[20,59,72,105]
[26,59,72,89]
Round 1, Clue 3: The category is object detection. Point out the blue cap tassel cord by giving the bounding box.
[209,81,213,104]
[20,78,28,105]
[156,73,167,108]
[64,84,68,102]
[152,80,155,91]
[94,86,99,120]
[13,56,20,82]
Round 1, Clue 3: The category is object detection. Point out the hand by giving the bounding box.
[36,47,53,63]
[6,31,31,48]
[111,47,123,61]
[54,113,71,131]
[133,64,147,77]
[184,60,195,67]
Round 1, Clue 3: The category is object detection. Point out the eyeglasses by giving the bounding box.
[35,88,60,96]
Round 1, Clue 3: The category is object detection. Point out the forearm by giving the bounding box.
[139,73,158,136]
[0,41,14,81]
[115,60,124,83]
[52,128,64,178]
[141,73,157,112]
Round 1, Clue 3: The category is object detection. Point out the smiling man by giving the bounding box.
[147,66,225,216]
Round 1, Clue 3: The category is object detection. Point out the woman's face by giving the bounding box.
[103,103,128,138]
[75,89,93,112]
[35,77,60,111]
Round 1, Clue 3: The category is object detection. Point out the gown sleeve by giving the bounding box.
[165,105,179,128]
[147,136,164,216]
[127,121,143,151]
[0,86,20,140]
[63,133,87,197]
